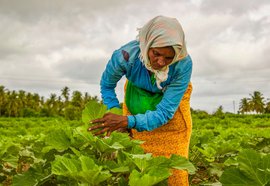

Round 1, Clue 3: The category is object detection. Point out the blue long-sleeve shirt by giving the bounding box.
[100,40,192,132]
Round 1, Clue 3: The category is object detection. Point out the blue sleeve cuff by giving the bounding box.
[127,115,136,129]
[107,104,121,110]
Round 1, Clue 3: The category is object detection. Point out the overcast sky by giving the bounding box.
[0,0,269,113]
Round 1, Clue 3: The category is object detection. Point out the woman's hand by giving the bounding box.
[88,113,128,137]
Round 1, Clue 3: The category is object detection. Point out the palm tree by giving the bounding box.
[32,93,41,112]
[18,90,27,116]
[6,90,19,117]
[61,86,70,104]
[249,91,265,113]
[71,91,83,108]
[45,93,58,116]
[239,98,251,114]
[213,105,225,118]
[57,95,64,116]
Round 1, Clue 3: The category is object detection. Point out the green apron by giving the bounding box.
[125,75,163,115]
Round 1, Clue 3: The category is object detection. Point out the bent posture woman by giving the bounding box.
[89,15,193,186]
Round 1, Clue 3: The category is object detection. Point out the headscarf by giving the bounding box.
[137,15,188,89]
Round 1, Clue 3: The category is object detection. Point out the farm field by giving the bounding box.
[190,113,270,185]
[0,101,195,186]
[1,112,270,185]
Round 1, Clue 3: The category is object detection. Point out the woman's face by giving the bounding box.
[148,46,175,70]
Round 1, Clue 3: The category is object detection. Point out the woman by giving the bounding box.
[88,15,193,186]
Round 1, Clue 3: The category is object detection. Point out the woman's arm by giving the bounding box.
[100,49,127,109]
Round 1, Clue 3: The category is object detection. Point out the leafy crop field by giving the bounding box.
[190,113,270,185]
[1,108,270,185]
[0,102,195,186]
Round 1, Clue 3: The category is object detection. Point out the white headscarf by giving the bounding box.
[137,15,188,89]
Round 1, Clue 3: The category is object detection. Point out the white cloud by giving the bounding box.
[0,0,269,113]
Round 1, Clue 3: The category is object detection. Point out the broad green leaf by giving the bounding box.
[129,153,152,172]
[52,155,111,185]
[95,138,113,153]
[109,132,144,150]
[129,167,170,186]
[73,126,95,143]
[94,138,124,154]
[12,167,45,186]
[105,161,129,173]
[109,132,131,146]
[107,107,123,115]
[169,154,196,174]
[220,149,270,186]
[146,156,172,170]
[238,149,270,185]
[45,129,71,152]
[82,100,107,125]
[220,167,258,186]
[52,155,81,174]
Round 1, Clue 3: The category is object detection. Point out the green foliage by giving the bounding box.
[12,168,46,186]
[220,149,270,186]
[189,113,270,185]
[82,101,123,126]
[107,107,123,115]
[2,98,270,185]
[45,129,72,152]
[82,100,107,125]
[239,91,267,114]
[0,85,100,118]
[52,155,112,185]
[0,102,195,185]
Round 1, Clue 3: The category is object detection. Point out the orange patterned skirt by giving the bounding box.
[123,82,193,186]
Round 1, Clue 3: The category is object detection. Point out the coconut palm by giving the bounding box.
[71,91,83,108]
[249,91,265,113]
[45,93,58,116]
[61,86,70,104]
[6,90,19,117]
[239,98,251,114]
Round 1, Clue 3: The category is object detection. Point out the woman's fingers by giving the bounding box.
[91,117,105,124]
[88,122,106,131]
[106,130,112,137]
[88,113,127,136]
[94,127,109,136]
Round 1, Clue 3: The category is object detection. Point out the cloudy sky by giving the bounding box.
[0,0,269,113]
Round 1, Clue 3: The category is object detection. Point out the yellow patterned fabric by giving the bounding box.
[123,82,193,186]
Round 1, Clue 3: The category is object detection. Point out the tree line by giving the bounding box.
[1,85,269,119]
[239,91,270,114]
[0,85,100,120]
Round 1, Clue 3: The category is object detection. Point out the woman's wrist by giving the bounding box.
[121,116,128,128]
[127,115,136,129]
